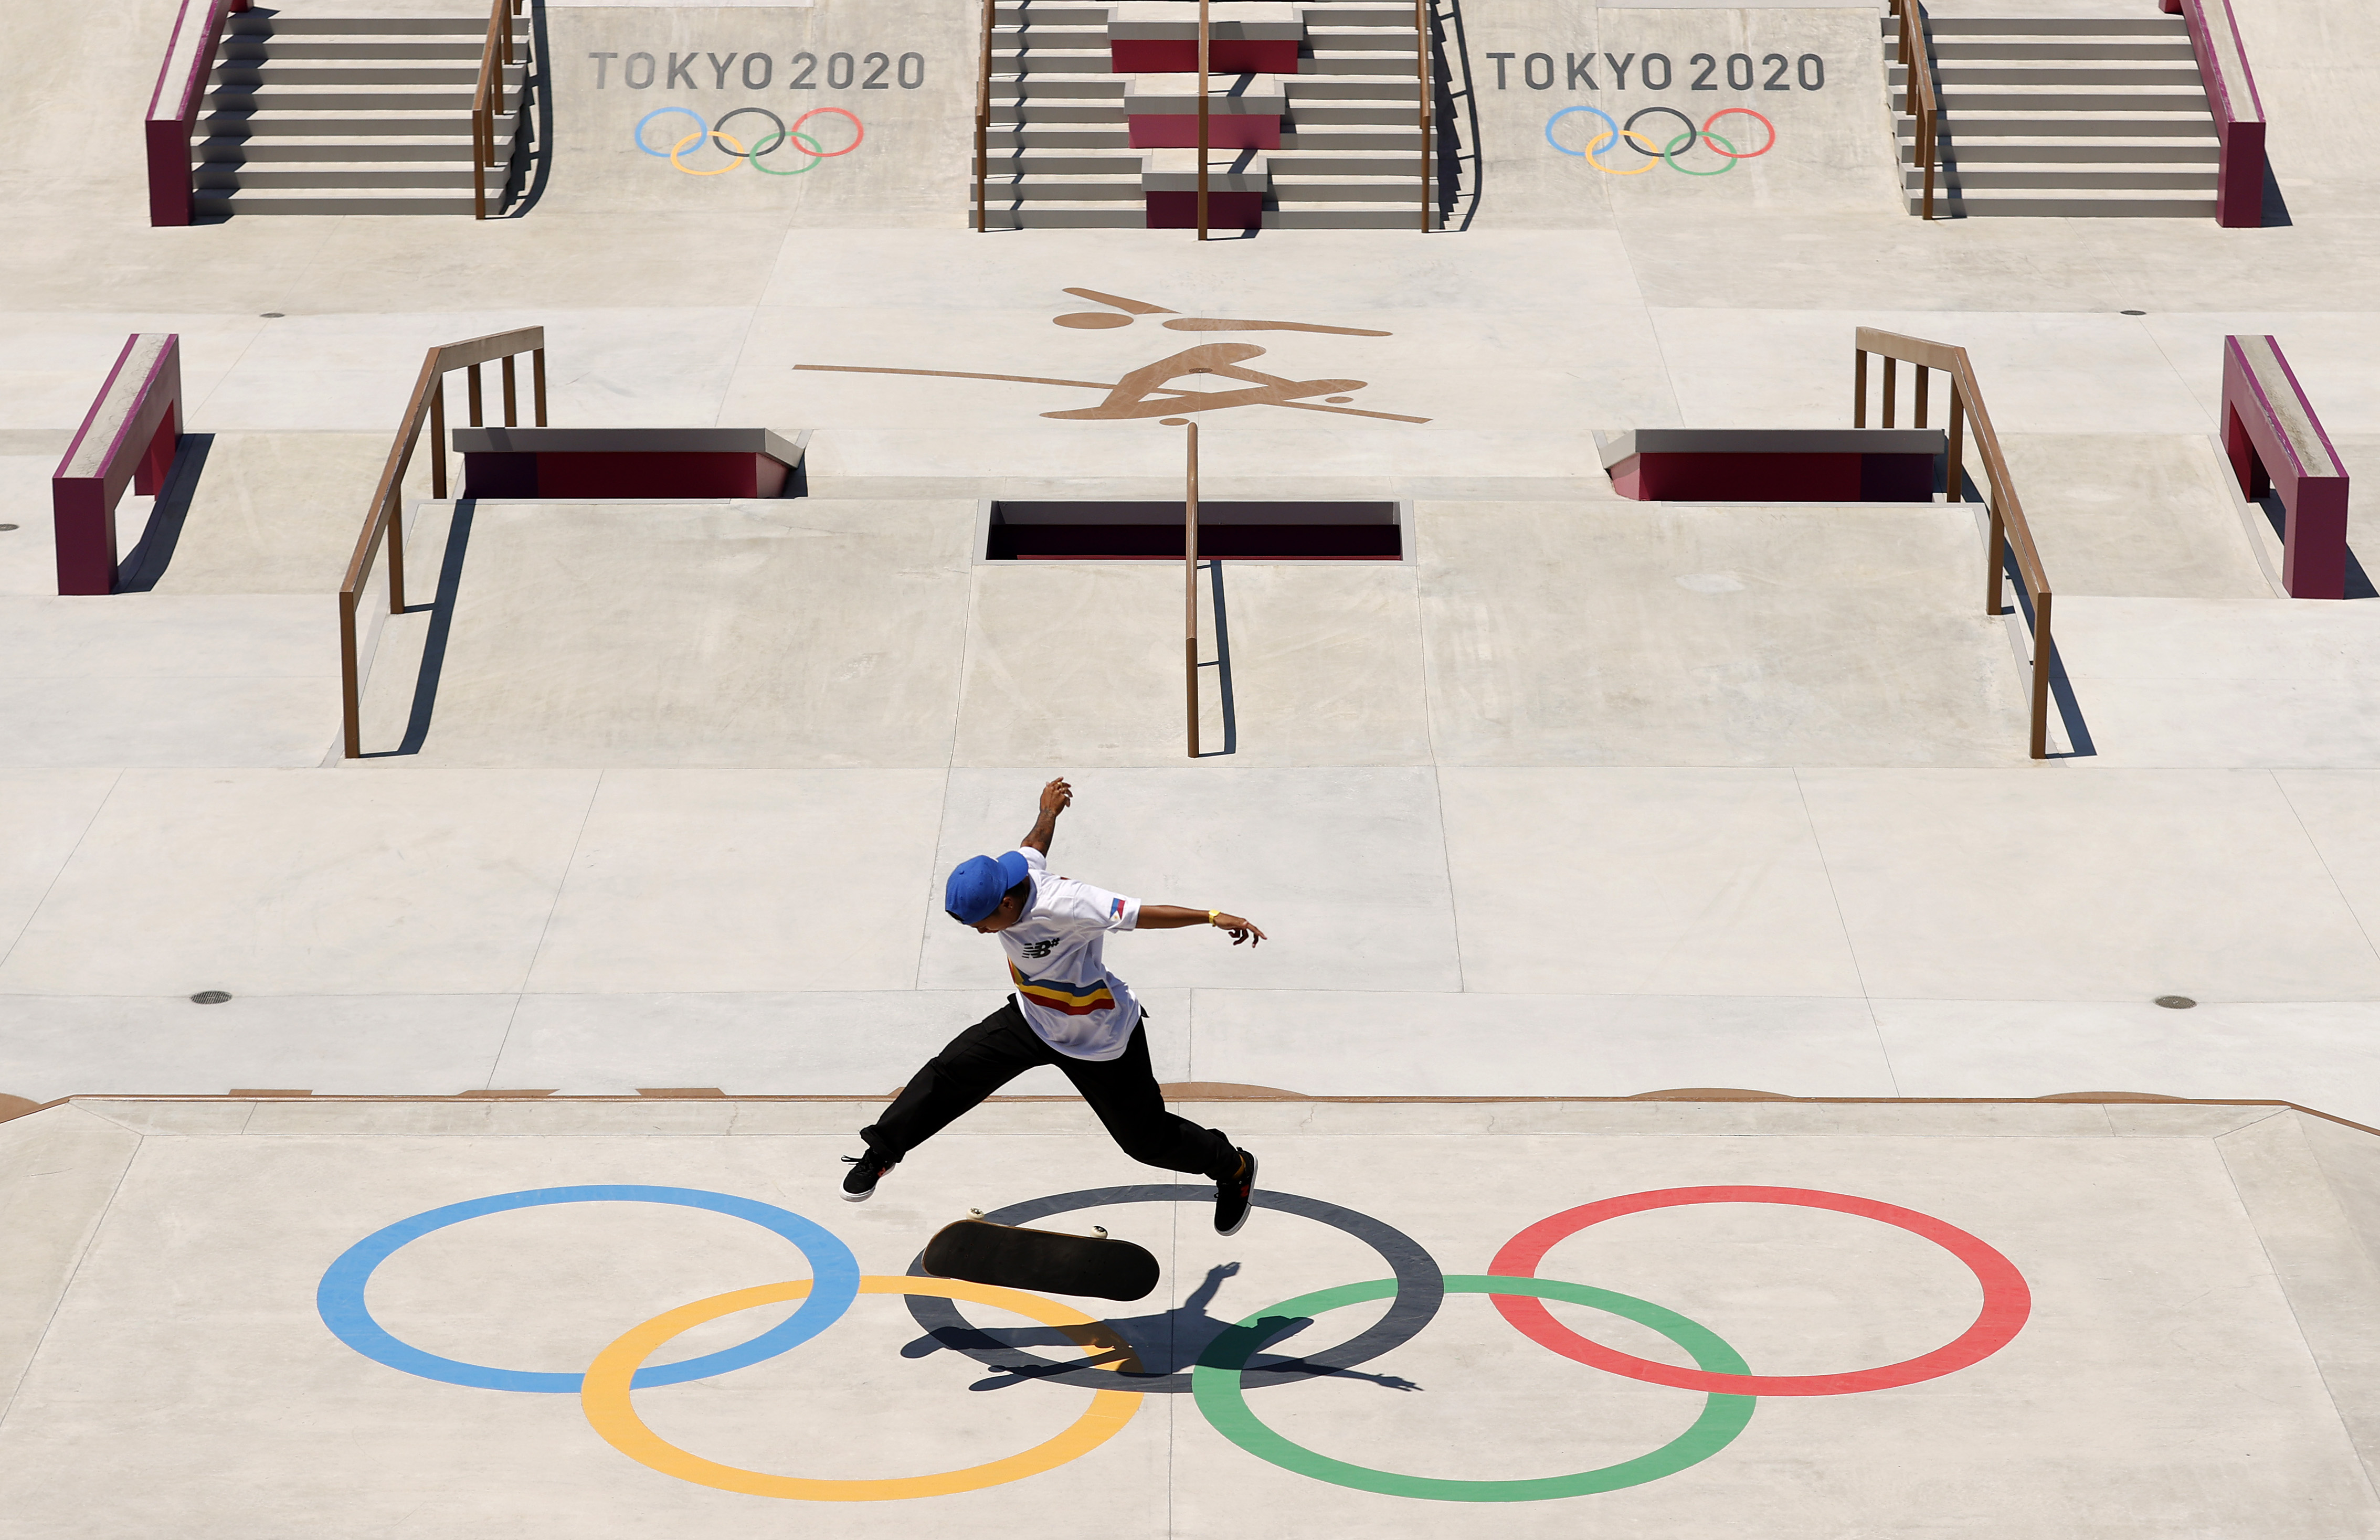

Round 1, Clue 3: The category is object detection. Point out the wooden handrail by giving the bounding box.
[1887,0,1937,220]
[1196,0,1211,240]
[471,0,522,219]
[1415,0,1431,231]
[1184,422,1201,757]
[338,326,547,758]
[1855,326,2053,759]
[975,0,996,230]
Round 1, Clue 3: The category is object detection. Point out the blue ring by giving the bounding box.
[1544,105,1620,158]
[316,1184,860,1393]
[633,107,707,158]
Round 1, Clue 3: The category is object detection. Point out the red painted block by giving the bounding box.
[1606,451,1934,503]
[1145,191,1264,229]
[2223,334,2349,599]
[463,451,791,500]
[1110,39,1302,73]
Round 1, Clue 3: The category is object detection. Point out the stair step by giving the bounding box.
[198,111,518,139]
[1916,190,2215,217]
[1914,39,2199,59]
[209,62,519,86]
[195,135,509,161]
[226,16,529,35]
[977,204,1150,228]
[1910,166,2217,189]
[206,88,499,111]
[1912,88,2208,112]
[1265,204,1443,228]
[195,162,485,189]
[195,188,502,216]
[1891,16,2189,35]
[220,39,496,61]
[1900,137,2217,163]
[1898,113,2218,137]
[978,153,1146,174]
[1894,65,2206,86]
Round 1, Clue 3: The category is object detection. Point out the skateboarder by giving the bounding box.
[842,778,1267,1235]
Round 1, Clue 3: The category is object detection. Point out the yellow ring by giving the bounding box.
[581,1275,1145,1501]
[669,130,746,176]
[1585,128,1665,176]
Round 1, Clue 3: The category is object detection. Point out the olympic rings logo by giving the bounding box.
[1546,105,1775,176]
[633,106,864,176]
[318,1181,2029,1504]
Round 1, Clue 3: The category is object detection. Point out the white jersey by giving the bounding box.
[998,846,1143,1060]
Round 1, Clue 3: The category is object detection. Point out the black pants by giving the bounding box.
[863,999,1238,1181]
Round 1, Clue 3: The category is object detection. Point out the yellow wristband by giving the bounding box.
[1208,909,1223,927]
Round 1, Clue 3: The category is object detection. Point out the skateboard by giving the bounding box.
[923,1214,1160,1302]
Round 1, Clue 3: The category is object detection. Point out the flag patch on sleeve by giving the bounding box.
[1109,897,1127,920]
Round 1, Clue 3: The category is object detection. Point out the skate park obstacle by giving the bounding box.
[50,334,184,596]
[2222,334,2349,600]
[340,326,546,759]
[144,0,249,226]
[2163,0,2266,227]
[1855,327,2055,759]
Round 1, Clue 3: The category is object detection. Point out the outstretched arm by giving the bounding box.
[1139,905,1266,947]
[1020,778,1071,855]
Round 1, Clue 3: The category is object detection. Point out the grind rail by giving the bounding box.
[1854,327,2054,759]
[337,326,547,758]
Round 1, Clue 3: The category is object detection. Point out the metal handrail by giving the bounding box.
[1415,0,1431,231]
[471,0,521,219]
[1887,0,1937,220]
[1854,326,2053,759]
[975,0,996,230]
[337,326,547,758]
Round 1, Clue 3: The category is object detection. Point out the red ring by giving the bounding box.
[1488,1186,2029,1396]
[1700,108,1775,159]
[789,107,865,157]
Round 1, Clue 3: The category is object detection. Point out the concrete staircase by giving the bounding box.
[192,13,532,217]
[978,0,1447,230]
[1887,13,2219,217]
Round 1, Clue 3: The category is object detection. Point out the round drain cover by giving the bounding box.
[2154,995,2195,1009]
[191,990,232,1005]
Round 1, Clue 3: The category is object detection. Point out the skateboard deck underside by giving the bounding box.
[923,1217,1161,1301]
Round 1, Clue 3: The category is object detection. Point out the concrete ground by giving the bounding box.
[12,0,2380,1530]
[5,1096,2380,1538]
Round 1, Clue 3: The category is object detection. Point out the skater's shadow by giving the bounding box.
[902,1262,1421,1392]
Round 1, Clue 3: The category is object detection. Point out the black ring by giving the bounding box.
[712,106,788,159]
[902,1184,1445,1394]
[1624,105,1697,158]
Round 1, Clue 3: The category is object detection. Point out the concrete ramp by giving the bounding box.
[4,1095,2379,1537]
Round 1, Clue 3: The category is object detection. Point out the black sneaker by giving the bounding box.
[841,1149,898,1203]
[1214,1148,1257,1236]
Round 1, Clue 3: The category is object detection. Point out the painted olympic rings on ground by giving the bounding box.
[1194,1276,1755,1501]
[583,1276,1144,1500]
[1545,106,1776,175]
[318,1181,2027,1503]
[902,1183,1443,1393]
[634,107,863,176]
[1488,1185,2032,1396]
[315,1184,860,1393]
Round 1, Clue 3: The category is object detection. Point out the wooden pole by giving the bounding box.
[1416,0,1430,231]
[1186,421,1200,758]
[1197,0,1210,242]
[976,0,994,231]
[429,379,447,500]
[1944,383,1965,503]
[1853,347,1868,427]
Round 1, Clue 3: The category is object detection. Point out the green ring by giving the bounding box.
[1663,130,1739,177]
[1191,1275,1755,1502]
[748,129,826,176]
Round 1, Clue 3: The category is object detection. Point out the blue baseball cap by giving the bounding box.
[945,850,1032,924]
